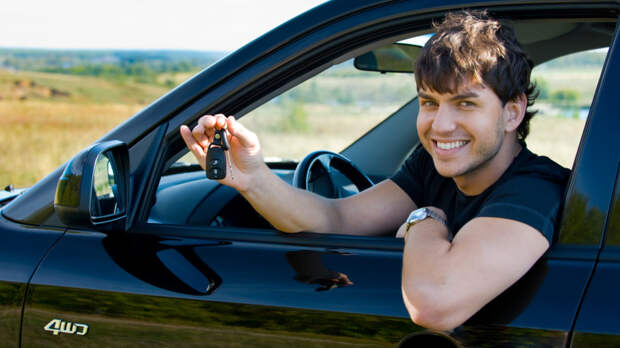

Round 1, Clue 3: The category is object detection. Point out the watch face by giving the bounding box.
[409,208,428,222]
[413,210,425,219]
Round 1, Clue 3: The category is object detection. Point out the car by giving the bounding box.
[2,0,620,346]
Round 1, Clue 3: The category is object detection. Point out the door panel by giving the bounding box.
[22,230,417,347]
[571,168,620,347]
[448,251,595,347]
[23,226,599,347]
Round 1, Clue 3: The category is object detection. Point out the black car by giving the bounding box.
[2,0,620,346]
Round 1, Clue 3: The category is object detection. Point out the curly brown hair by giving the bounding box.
[415,11,537,142]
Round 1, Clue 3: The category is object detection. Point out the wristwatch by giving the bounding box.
[402,207,448,239]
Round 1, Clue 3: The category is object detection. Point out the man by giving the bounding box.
[180,11,569,330]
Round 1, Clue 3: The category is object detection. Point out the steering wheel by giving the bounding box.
[292,151,374,198]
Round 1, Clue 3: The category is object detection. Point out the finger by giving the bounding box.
[197,115,216,139]
[227,116,258,148]
[180,125,206,166]
[214,114,228,129]
[191,123,210,148]
[197,114,216,128]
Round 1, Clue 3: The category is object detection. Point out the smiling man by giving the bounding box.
[181,11,570,330]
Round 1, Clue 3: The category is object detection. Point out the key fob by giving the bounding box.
[216,129,230,150]
[206,146,226,179]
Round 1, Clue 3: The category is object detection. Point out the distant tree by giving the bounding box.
[534,78,550,101]
[551,89,579,106]
[270,102,310,133]
[284,102,309,133]
[164,79,177,89]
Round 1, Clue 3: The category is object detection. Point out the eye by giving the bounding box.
[458,100,475,107]
[421,100,437,107]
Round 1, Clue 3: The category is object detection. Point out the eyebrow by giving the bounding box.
[418,90,480,101]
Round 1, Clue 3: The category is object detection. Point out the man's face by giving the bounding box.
[416,81,511,181]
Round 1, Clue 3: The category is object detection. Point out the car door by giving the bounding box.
[18,2,619,347]
[23,228,415,347]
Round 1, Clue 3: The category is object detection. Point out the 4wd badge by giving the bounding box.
[44,319,89,336]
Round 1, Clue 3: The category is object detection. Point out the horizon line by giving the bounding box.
[0,46,231,53]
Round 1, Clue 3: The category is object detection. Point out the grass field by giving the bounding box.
[527,115,585,169]
[532,67,603,105]
[0,100,143,187]
[0,66,594,188]
[0,68,170,187]
[0,70,168,104]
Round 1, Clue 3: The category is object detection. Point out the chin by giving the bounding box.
[432,160,467,178]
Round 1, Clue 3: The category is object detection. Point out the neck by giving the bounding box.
[454,137,522,196]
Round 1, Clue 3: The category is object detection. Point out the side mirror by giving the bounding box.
[54,140,130,231]
[354,42,422,74]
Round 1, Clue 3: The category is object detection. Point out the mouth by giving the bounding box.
[432,140,470,154]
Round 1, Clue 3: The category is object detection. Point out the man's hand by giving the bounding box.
[180,114,266,192]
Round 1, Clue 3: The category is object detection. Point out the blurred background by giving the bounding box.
[0,0,325,187]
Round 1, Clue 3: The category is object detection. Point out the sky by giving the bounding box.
[0,0,327,52]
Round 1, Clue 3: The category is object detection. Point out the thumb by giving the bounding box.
[227,116,258,148]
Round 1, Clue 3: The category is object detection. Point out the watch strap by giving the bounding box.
[403,207,448,239]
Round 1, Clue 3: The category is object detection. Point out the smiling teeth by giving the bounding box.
[437,141,467,150]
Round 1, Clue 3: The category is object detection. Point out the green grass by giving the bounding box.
[0,69,168,104]
[0,100,143,187]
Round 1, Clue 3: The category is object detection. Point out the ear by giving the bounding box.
[504,93,527,132]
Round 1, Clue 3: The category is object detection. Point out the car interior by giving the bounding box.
[148,17,616,235]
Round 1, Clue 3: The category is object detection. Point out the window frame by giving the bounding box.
[133,5,619,253]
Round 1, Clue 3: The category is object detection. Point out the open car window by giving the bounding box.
[240,58,416,162]
[149,18,614,239]
[151,46,420,228]
[527,48,608,169]
[175,56,416,164]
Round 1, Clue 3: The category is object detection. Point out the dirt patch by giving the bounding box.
[2,79,71,100]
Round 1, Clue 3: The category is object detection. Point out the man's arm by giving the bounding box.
[242,170,415,235]
[181,114,415,235]
[399,210,549,331]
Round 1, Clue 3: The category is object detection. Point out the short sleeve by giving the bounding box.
[390,146,430,206]
[477,174,567,244]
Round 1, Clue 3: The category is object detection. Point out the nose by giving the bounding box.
[431,104,457,134]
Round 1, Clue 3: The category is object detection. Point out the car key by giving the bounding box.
[206,128,230,180]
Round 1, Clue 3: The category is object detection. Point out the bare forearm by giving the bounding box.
[401,219,452,300]
[239,165,339,233]
[400,219,459,330]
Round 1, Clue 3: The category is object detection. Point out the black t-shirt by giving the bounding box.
[390,146,570,243]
